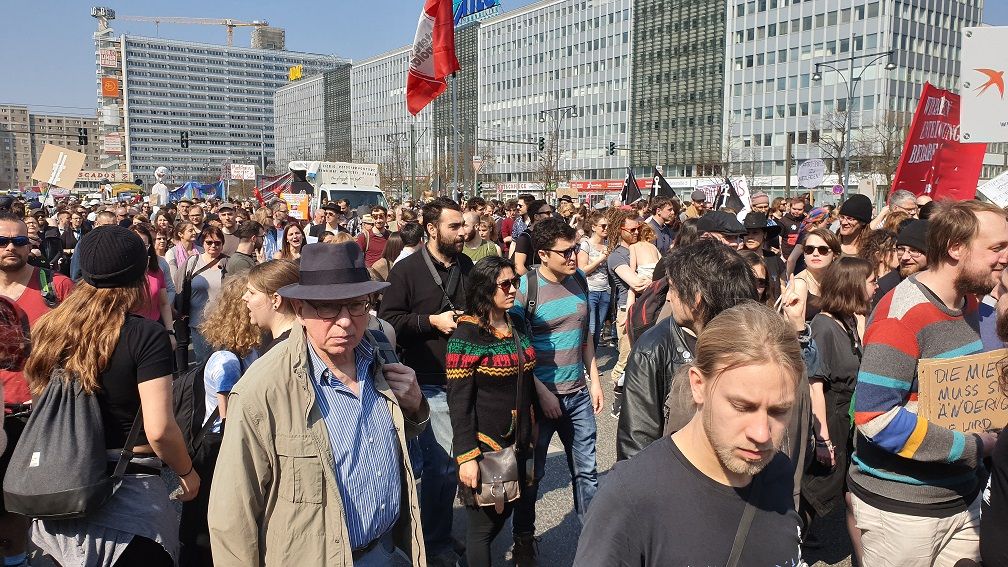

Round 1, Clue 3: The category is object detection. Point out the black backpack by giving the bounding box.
[3,373,142,519]
[626,278,670,345]
[172,353,245,459]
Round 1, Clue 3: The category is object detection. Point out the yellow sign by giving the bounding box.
[280,193,310,220]
[288,65,303,81]
[917,348,1008,433]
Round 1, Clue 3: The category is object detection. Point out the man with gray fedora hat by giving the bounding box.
[209,241,430,567]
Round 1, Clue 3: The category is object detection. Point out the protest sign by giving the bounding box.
[281,193,311,220]
[916,348,1008,433]
[31,144,87,190]
[891,83,986,201]
[960,27,1008,143]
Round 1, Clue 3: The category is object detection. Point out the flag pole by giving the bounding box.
[451,73,460,202]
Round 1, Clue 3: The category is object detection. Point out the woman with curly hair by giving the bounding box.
[183,272,263,567]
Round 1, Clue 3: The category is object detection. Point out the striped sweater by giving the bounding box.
[445,315,536,465]
[850,275,985,514]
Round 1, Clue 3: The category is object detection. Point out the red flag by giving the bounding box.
[891,83,987,201]
[406,0,459,115]
[252,185,265,207]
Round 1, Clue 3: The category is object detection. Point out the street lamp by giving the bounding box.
[811,49,897,201]
[537,105,579,191]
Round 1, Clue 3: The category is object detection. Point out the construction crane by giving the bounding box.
[114,14,269,46]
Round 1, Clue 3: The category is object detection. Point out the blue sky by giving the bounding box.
[1,0,1006,114]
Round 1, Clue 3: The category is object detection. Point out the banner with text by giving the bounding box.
[916,348,1008,433]
[891,82,987,201]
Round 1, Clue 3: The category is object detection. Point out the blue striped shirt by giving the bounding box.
[306,340,401,549]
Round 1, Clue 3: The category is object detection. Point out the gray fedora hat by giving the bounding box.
[278,242,390,301]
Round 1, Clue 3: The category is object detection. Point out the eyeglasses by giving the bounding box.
[803,245,833,256]
[204,240,224,247]
[546,244,580,260]
[305,299,370,319]
[754,276,768,287]
[496,276,521,292]
[325,211,337,216]
[0,236,30,247]
[896,246,924,258]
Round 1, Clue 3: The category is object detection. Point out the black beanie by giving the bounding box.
[78,225,149,288]
[896,219,928,254]
[839,194,873,224]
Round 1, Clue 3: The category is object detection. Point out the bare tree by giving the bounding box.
[853,110,910,191]
[815,110,870,181]
[534,130,561,189]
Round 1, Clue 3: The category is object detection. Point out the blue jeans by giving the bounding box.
[587,290,611,350]
[407,385,457,556]
[512,388,599,534]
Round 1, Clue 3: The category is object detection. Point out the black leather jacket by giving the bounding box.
[616,317,695,461]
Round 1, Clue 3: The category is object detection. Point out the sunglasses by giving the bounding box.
[204,240,224,247]
[621,227,640,234]
[754,276,768,286]
[546,244,580,260]
[496,276,521,292]
[804,245,833,256]
[596,223,608,229]
[0,236,30,247]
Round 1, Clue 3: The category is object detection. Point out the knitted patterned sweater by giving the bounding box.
[446,315,536,465]
[851,275,985,515]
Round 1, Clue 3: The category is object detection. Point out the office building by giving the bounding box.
[630,0,727,179]
[0,104,100,190]
[274,65,353,165]
[724,0,984,193]
[477,0,633,186]
[432,21,481,194]
[350,46,433,196]
[96,26,345,182]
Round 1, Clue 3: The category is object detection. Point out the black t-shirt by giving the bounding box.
[780,213,805,258]
[873,268,902,307]
[98,315,173,448]
[514,229,536,271]
[575,436,803,567]
[981,431,1008,566]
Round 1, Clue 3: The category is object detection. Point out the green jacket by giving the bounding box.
[208,323,430,566]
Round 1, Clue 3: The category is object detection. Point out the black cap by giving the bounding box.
[697,210,746,236]
[742,211,781,238]
[839,194,873,224]
[78,225,149,289]
[896,219,928,253]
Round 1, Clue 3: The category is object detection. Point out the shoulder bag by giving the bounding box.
[466,324,530,513]
[726,472,763,567]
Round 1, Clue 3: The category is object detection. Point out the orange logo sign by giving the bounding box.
[101,77,119,98]
[974,68,1005,99]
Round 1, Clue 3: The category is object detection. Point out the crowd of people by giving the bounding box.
[0,185,1007,567]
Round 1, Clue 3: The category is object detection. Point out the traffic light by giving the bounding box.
[77,127,88,146]
[180,131,189,149]
[608,141,616,156]
[538,137,545,152]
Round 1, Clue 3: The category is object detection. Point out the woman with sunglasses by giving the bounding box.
[801,256,876,560]
[788,228,842,322]
[180,226,230,362]
[446,255,536,567]
[578,210,611,350]
[739,250,772,305]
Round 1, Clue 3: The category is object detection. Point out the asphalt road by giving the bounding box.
[443,344,856,567]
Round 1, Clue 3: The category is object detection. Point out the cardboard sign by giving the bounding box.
[280,193,311,220]
[31,144,87,189]
[798,159,826,189]
[917,348,1008,433]
[229,163,256,181]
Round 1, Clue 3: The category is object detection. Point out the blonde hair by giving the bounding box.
[333,232,354,244]
[198,273,261,357]
[26,283,148,395]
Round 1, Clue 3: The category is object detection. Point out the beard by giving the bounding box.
[436,230,464,257]
[0,254,27,273]
[899,262,923,279]
[702,403,776,477]
[955,262,1000,296]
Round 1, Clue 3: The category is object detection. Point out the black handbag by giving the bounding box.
[464,323,530,513]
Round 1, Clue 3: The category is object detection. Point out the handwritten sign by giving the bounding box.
[280,193,310,220]
[917,348,1008,433]
[31,145,87,190]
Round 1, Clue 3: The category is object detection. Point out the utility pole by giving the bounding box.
[785,133,793,198]
[410,124,416,201]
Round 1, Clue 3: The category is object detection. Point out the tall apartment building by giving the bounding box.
[274,65,353,165]
[97,28,345,182]
[350,47,433,195]
[724,0,984,193]
[630,0,728,179]
[0,104,100,190]
[478,0,633,185]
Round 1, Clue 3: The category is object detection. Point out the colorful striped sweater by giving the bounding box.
[850,275,985,514]
[445,315,536,465]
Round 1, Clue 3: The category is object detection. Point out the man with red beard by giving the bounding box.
[872,219,928,306]
[851,200,1008,566]
[379,197,471,566]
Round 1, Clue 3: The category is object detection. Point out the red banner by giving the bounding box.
[891,83,987,201]
[570,179,651,193]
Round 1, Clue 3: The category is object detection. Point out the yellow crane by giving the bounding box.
[116,14,269,46]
